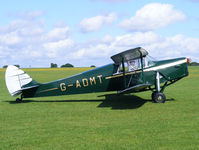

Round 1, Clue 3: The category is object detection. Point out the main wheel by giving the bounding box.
[151,92,157,100]
[152,92,166,103]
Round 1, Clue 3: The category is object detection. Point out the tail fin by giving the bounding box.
[5,65,39,97]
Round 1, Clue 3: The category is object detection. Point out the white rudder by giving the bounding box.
[5,65,38,97]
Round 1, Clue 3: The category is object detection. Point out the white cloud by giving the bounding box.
[80,13,117,32]
[46,27,70,41]
[114,32,163,47]
[102,35,114,43]
[1,10,199,68]
[0,11,74,67]
[43,39,74,51]
[13,11,43,20]
[29,50,43,57]
[0,32,22,45]
[0,19,44,35]
[69,32,199,66]
[43,39,74,58]
[120,3,186,31]
[20,27,44,36]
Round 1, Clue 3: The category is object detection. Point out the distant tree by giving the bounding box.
[3,65,20,68]
[14,65,20,68]
[189,62,199,66]
[61,63,74,68]
[3,65,8,68]
[90,65,96,68]
[50,63,58,68]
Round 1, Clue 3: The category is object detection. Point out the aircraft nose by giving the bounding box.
[186,58,191,64]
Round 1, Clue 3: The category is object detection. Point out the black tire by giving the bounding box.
[16,98,22,103]
[152,92,166,103]
[151,92,157,100]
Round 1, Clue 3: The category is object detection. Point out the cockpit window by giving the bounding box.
[116,55,155,74]
[116,59,141,74]
[143,55,155,68]
[128,59,141,71]
[117,62,128,73]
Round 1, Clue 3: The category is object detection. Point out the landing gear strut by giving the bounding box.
[16,94,23,103]
[152,72,166,103]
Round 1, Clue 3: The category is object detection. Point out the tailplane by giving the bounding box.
[5,65,39,97]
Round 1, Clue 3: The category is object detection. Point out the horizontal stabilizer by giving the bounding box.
[119,84,151,94]
[5,65,39,97]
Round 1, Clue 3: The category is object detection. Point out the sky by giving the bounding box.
[0,0,199,68]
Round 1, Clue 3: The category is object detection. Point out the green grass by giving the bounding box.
[1,67,199,150]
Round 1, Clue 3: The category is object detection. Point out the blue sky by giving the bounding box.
[0,0,199,67]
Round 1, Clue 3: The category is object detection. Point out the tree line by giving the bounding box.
[51,63,74,68]
[2,64,96,68]
[188,62,199,66]
[51,63,96,68]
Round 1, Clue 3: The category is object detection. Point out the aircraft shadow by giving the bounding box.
[97,94,151,109]
[6,94,175,109]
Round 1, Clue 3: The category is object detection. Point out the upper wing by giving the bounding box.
[111,47,148,65]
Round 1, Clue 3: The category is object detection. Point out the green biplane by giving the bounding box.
[5,47,189,103]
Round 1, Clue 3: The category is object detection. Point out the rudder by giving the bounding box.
[5,65,39,97]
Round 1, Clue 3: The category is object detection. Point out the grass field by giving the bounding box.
[1,67,199,150]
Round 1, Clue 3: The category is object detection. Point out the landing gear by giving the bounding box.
[16,94,23,103]
[151,92,157,100]
[152,72,166,103]
[152,92,166,103]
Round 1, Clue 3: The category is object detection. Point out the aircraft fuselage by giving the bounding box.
[22,57,188,98]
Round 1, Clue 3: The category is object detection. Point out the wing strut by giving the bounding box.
[122,58,126,89]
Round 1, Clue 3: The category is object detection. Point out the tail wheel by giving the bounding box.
[16,98,22,103]
[152,92,166,103]
[16,94,24,103]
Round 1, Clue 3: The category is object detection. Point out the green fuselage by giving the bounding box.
[22,57,188,98]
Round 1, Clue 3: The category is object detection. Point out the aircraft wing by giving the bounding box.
[111,47,148,65]
[118,83,151,94]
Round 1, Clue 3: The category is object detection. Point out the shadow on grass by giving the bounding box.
[5,94,175,109]
[98,94,152,109]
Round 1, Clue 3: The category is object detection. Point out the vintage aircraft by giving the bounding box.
[5,47,189,103]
